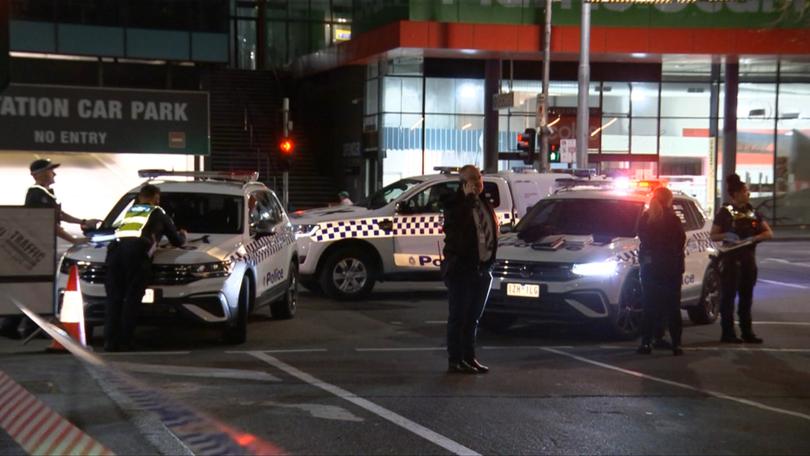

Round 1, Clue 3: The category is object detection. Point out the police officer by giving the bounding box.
[104,184,186,352]
[637,187,686,356]
[710,173,773,344]
[1,159,100,340]
[442,165,498,374]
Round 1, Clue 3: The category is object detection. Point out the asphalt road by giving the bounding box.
[2,241,810,455]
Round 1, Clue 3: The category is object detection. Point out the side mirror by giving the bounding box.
[251,220,277,238]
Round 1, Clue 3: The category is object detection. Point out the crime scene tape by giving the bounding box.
[13,299,284,456]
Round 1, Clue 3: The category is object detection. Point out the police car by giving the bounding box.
[484,180,720,338]
[57,170,298,344]
[291,168,573,300]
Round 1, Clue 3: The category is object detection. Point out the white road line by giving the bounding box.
[356,347,445,352]
[763,258,810,268]
[113,362,281,382]
[100,351,191,356]
[246,351,480,456]
[759,279,809,289]
[541,347,810,422]
[589,346,810,353]
[425,320,446,324]
[752,321,810,326]
[226,349,328,354]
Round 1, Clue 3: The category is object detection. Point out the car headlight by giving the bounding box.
[189,260,233,278]
[293,223,319,239]
[571,260,618,277]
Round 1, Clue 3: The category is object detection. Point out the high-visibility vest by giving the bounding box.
[115,204,163,239]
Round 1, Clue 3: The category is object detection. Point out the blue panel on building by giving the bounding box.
[10,20,55,53]
[127,28,188,61]
[58,24,124,57]
[191,32,228,63]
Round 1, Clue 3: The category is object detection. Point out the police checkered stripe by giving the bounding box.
[314,218,391,242]
[615,250,639,264]
[686,231,715,256]
[230,231,294,264]
[393,215,443,236]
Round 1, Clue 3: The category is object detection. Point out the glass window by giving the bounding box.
[631,82,659,118]
[266,21,287,67]
[236,18,257,69]
[249,190,282,227]
[401,182,460,214]
[332,0,353,22]
[288,0,309,19]
[310,0,330,21]
[601,83,630,116]
[631,118,658,155]
[288,21,310,60]
[383,76,423,113]
[516,198,645,242]
[482,182,501,208]
[157,193,244,234]
[661,83,712,118]
[360,178,423,210]
[600,116,629,154]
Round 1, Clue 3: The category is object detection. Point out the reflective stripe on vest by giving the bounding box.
[115,204,163,239]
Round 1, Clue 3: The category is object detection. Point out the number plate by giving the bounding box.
[506,283,540,298]
[142,289,155,304]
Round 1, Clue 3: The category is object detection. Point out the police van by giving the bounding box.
[291,168,573,300]
[483,180,720,338]
[57,170,298,344]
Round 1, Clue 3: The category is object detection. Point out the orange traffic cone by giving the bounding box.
[47,265,87,351]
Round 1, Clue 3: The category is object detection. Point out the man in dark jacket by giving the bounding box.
[104,184,186,352]
[442,165,498,374]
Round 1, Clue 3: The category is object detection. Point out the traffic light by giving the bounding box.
[279,137,294,171]
[517,128,536,165]
[548,143,560,163]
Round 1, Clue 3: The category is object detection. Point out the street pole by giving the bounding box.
[538,0,552,172]
[576,1,591,170]
[282,97,290,210]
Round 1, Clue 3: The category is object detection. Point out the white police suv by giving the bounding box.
[483,181,720,338]
[57,170,298,344]
[292,168,573,300]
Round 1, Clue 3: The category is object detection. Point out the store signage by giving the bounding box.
[493,92,516,110]
[0,84,209,155]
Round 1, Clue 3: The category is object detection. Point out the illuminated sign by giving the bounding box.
[334,26,352,42]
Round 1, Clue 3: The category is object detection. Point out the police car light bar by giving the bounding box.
[433,166,460,175]
[138,169,260,183]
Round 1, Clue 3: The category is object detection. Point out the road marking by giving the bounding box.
[591,346,810,353]
[763,258,810,268]
[541,347,810,422]
[752,321,810,326]
[759,279,809,289]
[356,347,445,352]
[253,401,364,422]
[246,351,481,456]
[113,362,281,382]
[226,348,328,354]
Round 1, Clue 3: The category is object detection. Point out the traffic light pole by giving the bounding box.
[576,1,591,170]
[538,0,552,172]
[282,97,290,210]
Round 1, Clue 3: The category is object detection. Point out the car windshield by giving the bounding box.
[360,178,422,210]
[102,192,244,235]
[516,198,644,243]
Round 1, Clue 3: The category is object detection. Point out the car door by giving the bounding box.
[248,190,287,296]
[674,198,706,303]
[392,181,459,272]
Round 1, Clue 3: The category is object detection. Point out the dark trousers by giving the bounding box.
[720,255,758,337]
[640,266,682,347]
[445,267,492,363]
[104,240,150,350]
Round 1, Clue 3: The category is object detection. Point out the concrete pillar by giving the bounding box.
[483,59,500,173]
[721,63,739,202]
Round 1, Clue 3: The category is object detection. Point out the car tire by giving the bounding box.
[480,312,516,333]
[319,247,376,301]
[608,271,644,340]
[223,276,249,345]
[688,265,721,325]
[271,261,298,319]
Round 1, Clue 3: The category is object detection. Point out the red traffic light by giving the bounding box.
[279,138,294,155]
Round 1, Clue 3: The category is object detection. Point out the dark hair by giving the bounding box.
[726,173,745,197]
[138,184,161,200]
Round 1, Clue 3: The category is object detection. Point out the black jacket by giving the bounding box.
[441,189,498,276]
[638,209,686,280]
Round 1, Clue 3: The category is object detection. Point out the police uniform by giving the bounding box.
[713,202,764,342]
[104,203,185,351]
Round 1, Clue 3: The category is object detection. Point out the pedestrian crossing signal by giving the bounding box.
[548,143,560,163]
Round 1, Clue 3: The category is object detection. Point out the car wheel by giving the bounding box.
[609,272,644,340]
[688,266,721,325]
[223,276,249,345]
[319,248,376,301]
[480,312,516,334]
[271,261,298,319]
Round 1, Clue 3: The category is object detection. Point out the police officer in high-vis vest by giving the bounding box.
[104,184,186,352]
[710,173,773,344]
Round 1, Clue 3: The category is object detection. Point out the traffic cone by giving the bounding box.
[48,265,87,351]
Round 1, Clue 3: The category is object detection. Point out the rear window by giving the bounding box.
[104,192,244,235]
[516,198,645,243]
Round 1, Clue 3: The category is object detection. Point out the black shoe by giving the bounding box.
[721,335,744,344]
[653,338,672,350]
[672,347,684,356]
[0,327,21,340]
[448,360,479,375]
[636,344,652,355]
[466,358,489,374]
[741,334,764,344]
